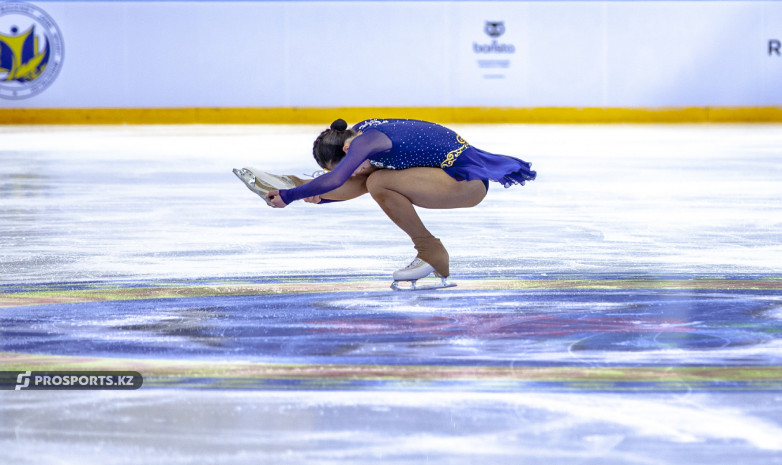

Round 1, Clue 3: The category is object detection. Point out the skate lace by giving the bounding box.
[403,258,425,270]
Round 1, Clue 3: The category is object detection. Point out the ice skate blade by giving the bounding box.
[233,167,256,186]
[232,167,289,207]
[391,277,456,292]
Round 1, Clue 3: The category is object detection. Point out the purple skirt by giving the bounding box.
[442,146,536,188]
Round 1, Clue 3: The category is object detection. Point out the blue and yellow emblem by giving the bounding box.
[0,2,63,100]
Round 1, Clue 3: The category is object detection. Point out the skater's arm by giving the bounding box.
[277,130,391,205]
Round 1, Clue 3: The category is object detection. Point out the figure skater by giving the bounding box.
[235,118,535,290]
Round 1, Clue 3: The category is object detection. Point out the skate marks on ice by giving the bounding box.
[2,124,782,463]
[2,274,782,392]
[4,124,782,284]
[3,277,782,463]
[3,390,782,465]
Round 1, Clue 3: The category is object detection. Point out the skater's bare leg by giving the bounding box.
[366,168,487,277]
[286,175,309,187]
[321,174,369,201]
[366,167,486,234]
[285,174,369,202]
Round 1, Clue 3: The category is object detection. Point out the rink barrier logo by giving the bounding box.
[474,20,515,80]
[473,20,515,54]
[0,2,64,100]
[1,371,143,390]
[770,39,781,57]
[484,21,505,39]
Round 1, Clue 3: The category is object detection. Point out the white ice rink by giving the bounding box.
[1,123,781,282]
[1,123,782,464]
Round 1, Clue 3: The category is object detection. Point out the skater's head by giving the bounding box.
[313,119,357,170]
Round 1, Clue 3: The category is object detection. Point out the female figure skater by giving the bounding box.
[264,118,536,289]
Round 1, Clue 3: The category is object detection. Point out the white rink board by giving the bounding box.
[1,1,781,108]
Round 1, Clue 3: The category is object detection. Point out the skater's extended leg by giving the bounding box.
[321,174,369,201]
[366,168,487,278]
[287,175,309,187]
[285,174,369,202]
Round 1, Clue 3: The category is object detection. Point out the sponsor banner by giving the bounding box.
[764,3,782,104]
[453,3,529,106]
[0,1,780,108]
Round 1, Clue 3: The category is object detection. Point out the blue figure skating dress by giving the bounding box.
[279,119,536,205]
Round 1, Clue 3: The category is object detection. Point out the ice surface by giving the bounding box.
[2,124,782,464]
[1,124,781,283]
[3,390,782,464]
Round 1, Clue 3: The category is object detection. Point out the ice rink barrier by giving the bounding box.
[1,0,781,123]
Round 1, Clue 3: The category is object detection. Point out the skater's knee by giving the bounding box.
[366,170,391,196]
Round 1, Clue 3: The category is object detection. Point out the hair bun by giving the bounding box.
[330,119,348,131]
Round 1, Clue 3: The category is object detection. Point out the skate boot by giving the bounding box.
[232,167,297,207]
[390,236,456,291]
[412,235,450,278]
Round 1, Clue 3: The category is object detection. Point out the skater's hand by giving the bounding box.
[303,195,322,204]
[266,190,287,208]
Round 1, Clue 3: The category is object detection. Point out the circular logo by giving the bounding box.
[0,2,64,100]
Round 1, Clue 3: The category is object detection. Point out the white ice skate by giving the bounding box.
[390,258,456,291]
[232,167,297,207]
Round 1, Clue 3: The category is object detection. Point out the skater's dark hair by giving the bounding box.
[313,119,356,170]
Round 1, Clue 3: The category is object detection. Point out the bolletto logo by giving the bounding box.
[473,20,515,80]
[484,21,505,38]
[0,2,64,100]
[473,21,515,54]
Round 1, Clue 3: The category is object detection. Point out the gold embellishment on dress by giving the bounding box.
[440,135,469,168]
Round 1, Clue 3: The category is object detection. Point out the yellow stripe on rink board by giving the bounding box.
[1,106,782,124]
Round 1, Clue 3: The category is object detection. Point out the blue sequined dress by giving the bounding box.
[279,119,536,204]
